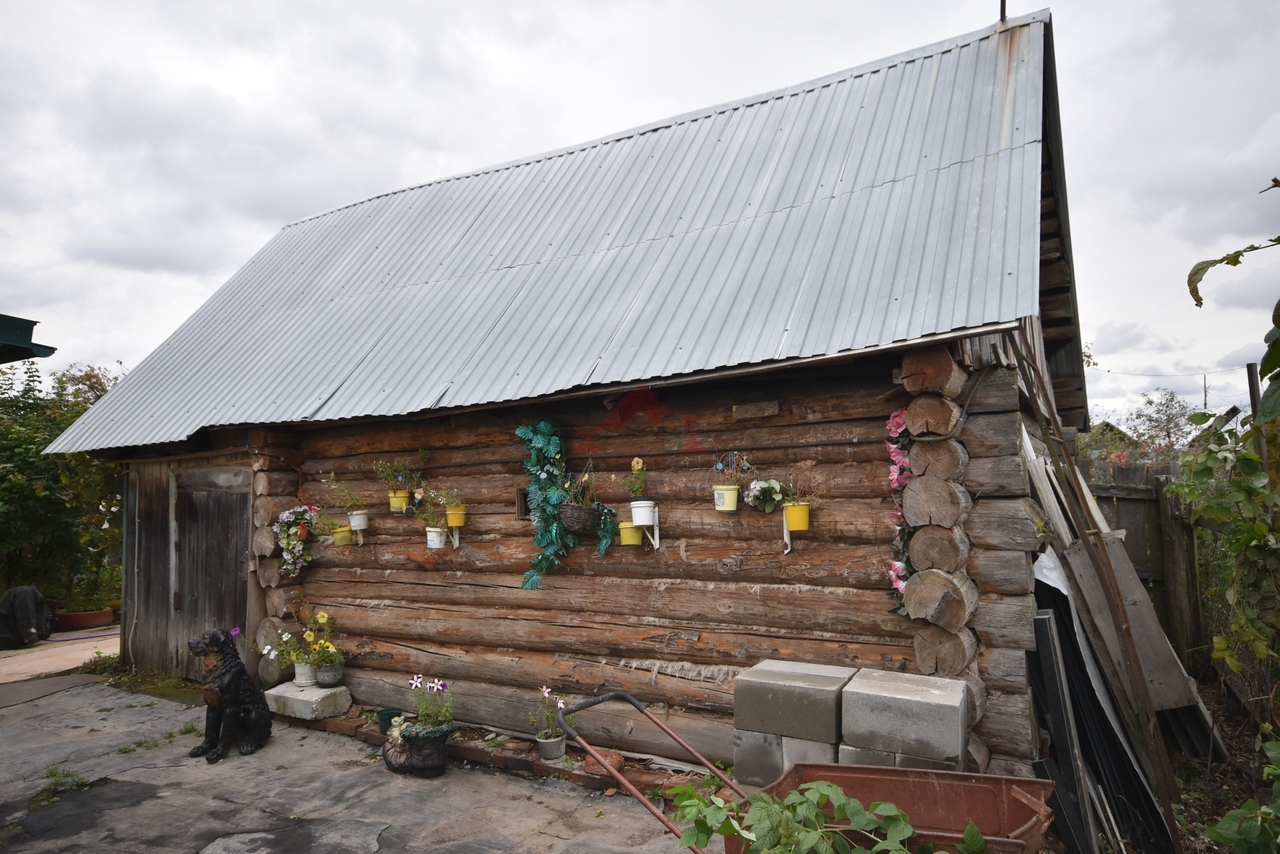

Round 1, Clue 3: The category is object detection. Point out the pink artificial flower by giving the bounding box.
[886,409,908,438]
[230,626,241,637]
[888,464,914,490]
[885,560,908,594]
[888,445,911,468]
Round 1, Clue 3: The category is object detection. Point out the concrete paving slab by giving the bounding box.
[0,628,119,684]
[0,674,102,708]
[0,683,693,853]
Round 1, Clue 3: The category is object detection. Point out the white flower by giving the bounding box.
[557,699,565,709]
[541,685,551,698]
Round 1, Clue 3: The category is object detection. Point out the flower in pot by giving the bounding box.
[259,625,310,685]
[741,478,784,513]
[414,491,447,549]
[780,481,813,532]
[383,675,456,777]
[312,512,353,546]
[530,685,578,760]
[273,505,321,578]
[324,472,369,531]
[372,458,421,514]
[619,457,655,526]
[444,491,467,528]
[301,609,346,686]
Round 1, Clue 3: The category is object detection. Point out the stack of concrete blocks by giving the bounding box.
[734,659,968,786]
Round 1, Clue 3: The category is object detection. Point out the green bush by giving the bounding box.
[0,361,121,609]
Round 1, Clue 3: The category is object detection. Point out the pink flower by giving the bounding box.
[888,464,914,490]
[886,409,908,438]
[885,561,908,594]
[888,444,910,468]
[230,626,241,637]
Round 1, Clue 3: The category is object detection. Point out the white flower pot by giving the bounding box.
[630,498,656,527]
[348,510,369,531]
[425,527,447,549]
[293,662,316,687]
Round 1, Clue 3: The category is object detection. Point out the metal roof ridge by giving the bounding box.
[281,9,1052,231]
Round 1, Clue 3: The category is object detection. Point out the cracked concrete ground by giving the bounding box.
[0,682,703,852]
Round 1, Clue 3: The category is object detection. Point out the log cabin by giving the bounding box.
[48,10,1088,776]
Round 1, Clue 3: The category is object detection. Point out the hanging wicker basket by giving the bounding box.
[558,503,602,536]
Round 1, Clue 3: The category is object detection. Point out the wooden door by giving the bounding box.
[172,467,251,679]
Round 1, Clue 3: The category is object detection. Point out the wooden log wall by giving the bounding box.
[243,355,1040,767]
[897,346,1044,777]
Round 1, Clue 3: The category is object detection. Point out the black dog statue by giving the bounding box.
[0,585,52,650]
[187,628,272,762]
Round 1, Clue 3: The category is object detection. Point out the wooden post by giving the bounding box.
[1156,475,1204,674]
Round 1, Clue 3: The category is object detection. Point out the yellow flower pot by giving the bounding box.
[783,502,810,532]
[332,525,353,546]
[446,506,467,527]
[713,484,740,512]
[388,490,411,514]
[618,522,644,546]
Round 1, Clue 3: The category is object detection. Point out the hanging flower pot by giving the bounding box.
[783,502,810,532]
[630,497,656,527]
[445,505,467,527]
[713,484,740,512]
[388,490,411,514]
[348,510,369,531]
[558,503,602,536]
[425,527,447,549]
[618,522,644,546]
[331,525,354,546]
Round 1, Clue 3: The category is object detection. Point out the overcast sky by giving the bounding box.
[2,0,1277,420]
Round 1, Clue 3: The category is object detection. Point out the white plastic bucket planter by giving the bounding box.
[425,527,447,549]
[713,485,740,512]
[348,510,369,531]
[630,498,656,527]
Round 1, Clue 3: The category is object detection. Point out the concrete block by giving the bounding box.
[734,659,857,742]
[782,737,836,767]
[838,744,894,767]
[841,670,966,763]
[264,683,352,720]
[895,753,961,771]
[733,729,783,787]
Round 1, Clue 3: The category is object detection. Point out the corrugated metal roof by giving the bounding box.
[49,11,1053,454]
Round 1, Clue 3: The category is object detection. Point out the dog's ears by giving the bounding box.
[208,628,231,649]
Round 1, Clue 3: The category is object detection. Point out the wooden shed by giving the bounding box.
[50,12,1089,777]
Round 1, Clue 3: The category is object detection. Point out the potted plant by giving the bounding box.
[383,675,455,778]
[781,482,812,532]
[560,470,603,536]
[530,685,578,759]
[301,608,346,687]
[741,478,784,513]
[312,512,353,546]
[324,472,369,531]
[372,458,419,514]
[444,491,467,528]
[414,490,447,549]
[260,624,311,686]
[620,457,655,526]
[711,451,753,513]
[273,505,321,579]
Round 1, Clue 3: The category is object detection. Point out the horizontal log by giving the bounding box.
[302,571,916,638]
[908,440,969,481]
[343,637,738,712]
[254,470,299,497]
[964,498,1046,552]
[250,447,303,472]
[904,570,978,633]
[969,594,1037,650]
[906,525,970,574]
[958,413,1025,458]
[901,346,968,399]
[913,625,977,677]
[986,756,1036,778]
[901,476,972,529]
[254,495,299,528]
[973,690,1037,760]
[965,549,1033,595]
[962,456,1029,498]
[252,526,279,558]
[307,538,899,589]
[303,596,916,669]
[976,647,1028,694]
[342,668,736,765]
[265,585,304,619]
[905,395,962,437]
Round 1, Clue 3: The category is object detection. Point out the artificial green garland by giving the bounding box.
[515,421,618,590]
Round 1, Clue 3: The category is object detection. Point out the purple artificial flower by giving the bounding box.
[230,626,241,637]
[410,674,423,690]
